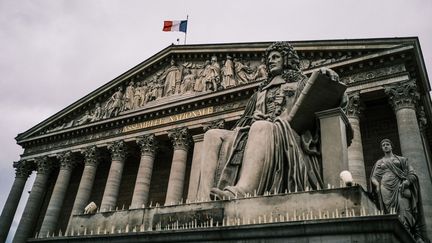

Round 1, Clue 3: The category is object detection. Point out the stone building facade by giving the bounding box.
[1,38,431,242]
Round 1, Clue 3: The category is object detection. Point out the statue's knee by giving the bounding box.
[250,120,273,133]
[204,129,221,140]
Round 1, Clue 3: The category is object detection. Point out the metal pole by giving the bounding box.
[184,15,188,45]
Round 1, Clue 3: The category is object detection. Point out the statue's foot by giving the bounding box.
[210,188,233,200]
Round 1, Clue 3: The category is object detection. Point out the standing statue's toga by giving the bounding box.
[197,42,341,200]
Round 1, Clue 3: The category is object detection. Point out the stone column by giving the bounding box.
[0,161,33,242]
[130,134,157,209]
[345,92,367,188]
[316,108,350,188]
[69,146,100,217]
[165,127,190,205]
[100,140,126,212]
[39,152,77,237]
[13,157,53,243]
[385,81,432,239]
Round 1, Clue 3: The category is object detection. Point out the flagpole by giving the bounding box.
[184,15,188,45]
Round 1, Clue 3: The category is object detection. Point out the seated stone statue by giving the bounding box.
[370,139,426,243]
[197,42,340,200]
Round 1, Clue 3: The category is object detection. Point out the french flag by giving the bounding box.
[163,20,188,33]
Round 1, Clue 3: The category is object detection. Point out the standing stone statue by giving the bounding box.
[370,139,426,242]
[160,59,181,97]
[197,42,340,200]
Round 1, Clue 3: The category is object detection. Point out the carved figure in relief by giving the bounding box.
[104,86,124,118]
[221,55,236,88]
[181,68,196,93]
[146,82,158,102]
[133,81,143,109]
[202,56,221,92]
[234,58,254,84]
[160,59,181,97]
[370,139,426,242]
[194,60,210,92]
[251,57,268,81]
[197,42,340,201]
[124,81,135,111]
[91,102,103,122]
[76,111,94,125]
[139,82,149,106]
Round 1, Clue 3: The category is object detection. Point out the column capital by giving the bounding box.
[168,127,190,151]
[13,160,33,178]
[136,134,157,156]
[344,91,363,118]
[108,140,126,160]
[35,156,54,175]
[56,151,78,171]
[203,119,225,132]
[384,81,419,111]
[82,145,101,167]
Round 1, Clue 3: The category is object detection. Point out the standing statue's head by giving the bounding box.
[380,138,393,153]
[265,42,302,82]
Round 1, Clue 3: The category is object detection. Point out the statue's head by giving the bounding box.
[265,42,301,78]
[380,138,393,152]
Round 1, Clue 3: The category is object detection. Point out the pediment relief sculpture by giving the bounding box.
[42,49,364,135]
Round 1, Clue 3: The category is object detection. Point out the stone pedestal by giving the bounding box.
[165,128,190,205]
[13,157,53,243]
[187,134,204,202]
[39,152,76,237]
[130,134,157,209]
[101,141,126,212]
[0,161,32,242]
[385,82,432,239]
[316,108,350,188]
[345,92,367,188]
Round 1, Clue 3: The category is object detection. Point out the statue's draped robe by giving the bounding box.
[371,155,423,237]
[216,75,323,196]
[162,66,181,96]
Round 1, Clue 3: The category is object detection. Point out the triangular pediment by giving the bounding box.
[16,37,427,144]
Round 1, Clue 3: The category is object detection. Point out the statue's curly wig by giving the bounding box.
[263,42,304,85]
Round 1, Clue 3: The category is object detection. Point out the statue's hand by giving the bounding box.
[320,67,340,82]
[399,180,410,193]
[253,111,271,122]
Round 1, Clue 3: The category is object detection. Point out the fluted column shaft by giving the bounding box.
[69,146,100,217]
[101,141,126,212]
[385,81,432,239]
[131,135,157,208]
[0,161,32,242]
[345,92,367,188]
[13,157,53,243]
[165,128,190,205]
[39,152,76,237]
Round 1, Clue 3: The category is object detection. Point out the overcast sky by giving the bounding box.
[1,0,431,241]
